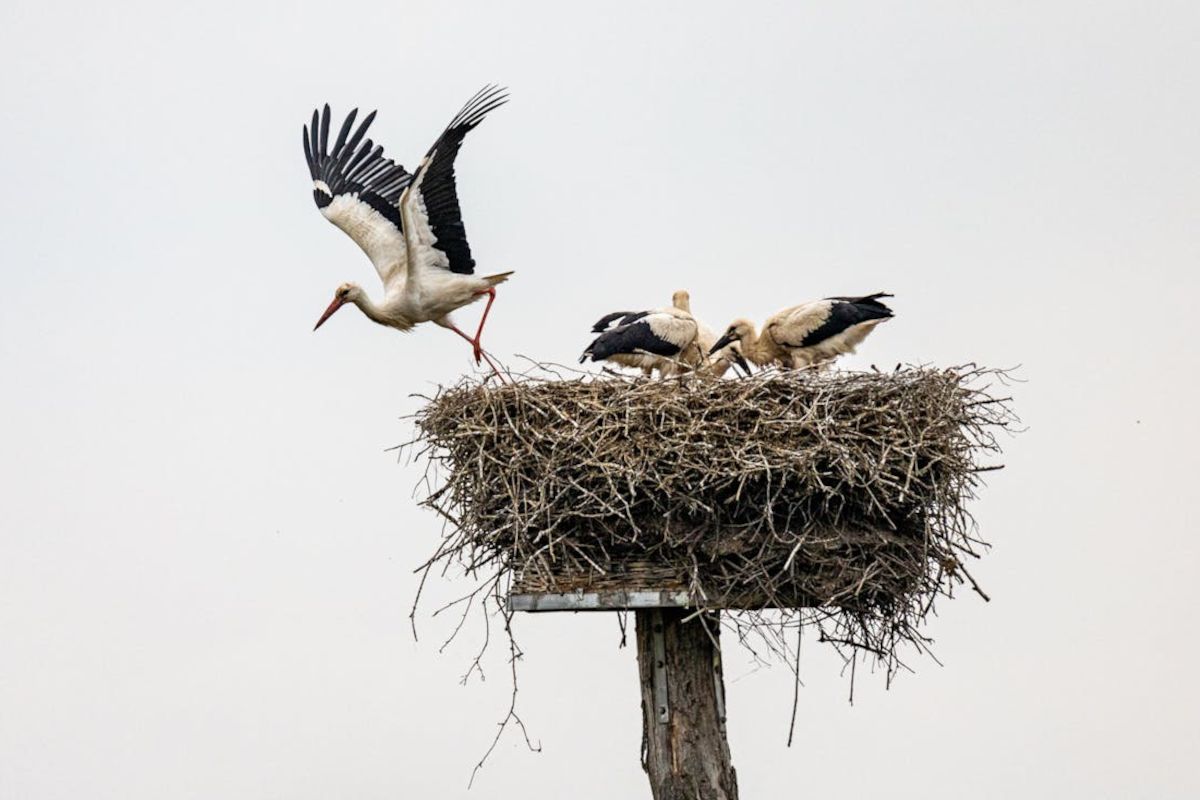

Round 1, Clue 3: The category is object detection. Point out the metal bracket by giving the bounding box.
[712,645,727,732]
[651,611,670,725]
[507,589,691,612]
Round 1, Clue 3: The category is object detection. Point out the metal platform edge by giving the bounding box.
[508,589,692,612]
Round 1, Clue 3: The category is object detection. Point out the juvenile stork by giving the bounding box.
[710,293,894,370]
[581,302,700,376]
[587,290,749,377]
[302,86,512,377]
[588,290,691,377]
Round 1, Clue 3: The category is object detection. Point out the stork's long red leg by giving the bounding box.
[473,288,497,340]
[469,288,498,363]
[448,324,474,345]
[448,323,482,363]
[449,323,508,383]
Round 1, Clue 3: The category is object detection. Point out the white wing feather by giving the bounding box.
[320,194,408,286]
[397,165,449,284]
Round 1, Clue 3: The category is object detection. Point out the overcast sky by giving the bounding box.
[2,1,1198,797]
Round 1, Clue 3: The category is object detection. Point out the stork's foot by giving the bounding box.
[449,320,508,383]
[476,347,509,384]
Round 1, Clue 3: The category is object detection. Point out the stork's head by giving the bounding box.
[715,343,753,377]
[313,282,362,330]
[709,319,755,355]
[671,289,692,312]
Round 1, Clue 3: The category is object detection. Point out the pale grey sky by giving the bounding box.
[2,1,1198,797]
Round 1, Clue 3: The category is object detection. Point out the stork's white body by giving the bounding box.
[643,306,704,378]
[762,302,885,368]
[319,194,509,330]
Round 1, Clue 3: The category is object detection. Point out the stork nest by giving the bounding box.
[410,364,1015,672]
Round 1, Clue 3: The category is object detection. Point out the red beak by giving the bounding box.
[313,295,347,331]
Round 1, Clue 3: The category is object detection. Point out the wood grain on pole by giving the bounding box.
[636,609,738,800]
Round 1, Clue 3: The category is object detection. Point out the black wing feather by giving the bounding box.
[591,310,649,333]
[343,141,377,182]
[581,319,682,363]
[318,104,330,158]
[302,105,412,231]
[824,292,894,311]
[307,110,320,177]
[411,85,509,275]
[331,108,356,157]
[332,112,375,177]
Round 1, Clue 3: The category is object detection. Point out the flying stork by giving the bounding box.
[303,86,512,378]
[709,293,894,370]
[582,290,750,377]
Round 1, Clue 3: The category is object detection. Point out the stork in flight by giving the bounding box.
[303,86,511,378]
[709,293,894,370]
[582,290,750,377]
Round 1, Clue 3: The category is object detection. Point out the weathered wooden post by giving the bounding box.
[509,589,737,799]
[636,608,736,800]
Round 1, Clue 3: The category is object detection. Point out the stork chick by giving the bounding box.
[581,303,701,375]
[710,293,894,370]
[586,290,748,377]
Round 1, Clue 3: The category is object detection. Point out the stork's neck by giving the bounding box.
[741,326,770,366]
[352,292,388,325]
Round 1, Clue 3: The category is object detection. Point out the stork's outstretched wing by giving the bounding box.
[401,86,509,278]
[304,105,412,285]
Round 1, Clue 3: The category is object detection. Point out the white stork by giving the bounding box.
[585,290,750,378]
[587,290,690,377]
[581,303,700,376]
[709,293,894,370]
[303,86,512,378]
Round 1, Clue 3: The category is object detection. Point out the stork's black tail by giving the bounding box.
[827,292,894,316]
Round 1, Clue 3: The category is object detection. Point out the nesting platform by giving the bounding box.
[415,365,1011,653]
[413,365,1012,799]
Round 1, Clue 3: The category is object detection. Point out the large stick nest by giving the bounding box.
[411,365,1015,669]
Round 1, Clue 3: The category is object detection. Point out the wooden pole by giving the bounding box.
[635,608,738,800]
